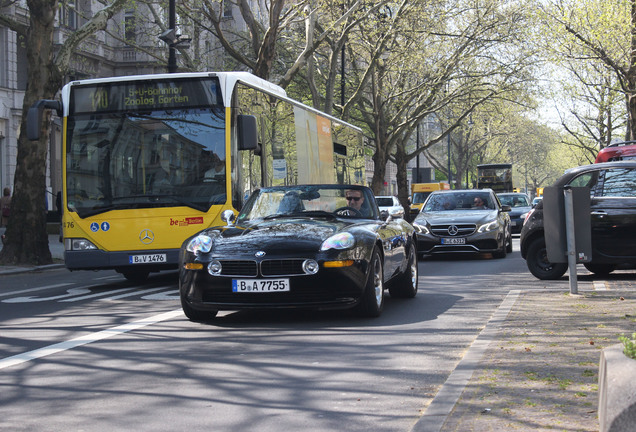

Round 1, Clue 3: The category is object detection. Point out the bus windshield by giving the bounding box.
[65,81,226,218]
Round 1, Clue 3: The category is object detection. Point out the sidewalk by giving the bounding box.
[426,276,636,432]
[0,227,65,274]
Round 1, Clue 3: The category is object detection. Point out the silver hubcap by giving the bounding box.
[373,258,383,306]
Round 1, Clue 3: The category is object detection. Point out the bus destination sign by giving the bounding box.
[70,78,222,114]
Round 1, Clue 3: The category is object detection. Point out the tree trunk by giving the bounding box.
[0,0,58,265]
[394,143,412,221]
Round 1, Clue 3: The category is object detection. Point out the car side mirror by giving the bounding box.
[388,207,404,219]
[221,209,236,226]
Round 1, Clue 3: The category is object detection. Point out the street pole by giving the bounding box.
[167,0,177,73]
[447,132,452,188]
[416,123,420,183]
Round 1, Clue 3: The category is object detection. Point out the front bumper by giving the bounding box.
[416,230,503,254]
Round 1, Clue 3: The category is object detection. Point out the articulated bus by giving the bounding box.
[476,163,513,192]
[28,72,365,281]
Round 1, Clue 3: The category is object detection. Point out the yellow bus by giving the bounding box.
[410,182,450,216]
[27,72,364,281]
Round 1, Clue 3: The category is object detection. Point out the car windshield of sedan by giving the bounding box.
[423,192,495,211]
[236,185,377,222]
[498,195,529,207]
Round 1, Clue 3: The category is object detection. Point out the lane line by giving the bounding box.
[411,289,521,432]
[99,286,170,301]
[0,283,74,298]
[0,309,184,371]
[59,287,137,302]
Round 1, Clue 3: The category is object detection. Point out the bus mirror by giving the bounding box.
[26,100,62,141]
[237,115,258,151]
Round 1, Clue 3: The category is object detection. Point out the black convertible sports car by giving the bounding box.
[179,184,419,321]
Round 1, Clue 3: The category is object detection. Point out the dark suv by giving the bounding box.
[520,161,636,280]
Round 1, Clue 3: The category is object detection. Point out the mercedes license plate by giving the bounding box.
[441,237,465,245]
[232,279,290,293]
[129,254,167,264]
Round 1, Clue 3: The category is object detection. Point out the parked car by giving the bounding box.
[532,197,542,207]
[520,161,636,280]
[497,192,532,234]
[375,195,404,218]
[595,141,636,163]
[412,189,512,258]
[179,184,419,322]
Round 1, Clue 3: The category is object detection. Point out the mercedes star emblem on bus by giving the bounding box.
[140,229,155,244]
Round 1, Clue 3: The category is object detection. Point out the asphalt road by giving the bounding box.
[0,240,530,432]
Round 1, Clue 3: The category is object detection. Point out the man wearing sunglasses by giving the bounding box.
[345,189,365,212]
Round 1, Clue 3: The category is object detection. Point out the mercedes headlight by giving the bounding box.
[478,220,500,233]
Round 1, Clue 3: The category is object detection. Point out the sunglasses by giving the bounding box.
[346,196,361,202]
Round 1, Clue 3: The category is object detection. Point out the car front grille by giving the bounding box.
[217,260,258,277]
[430,224,476,237]
[261,259,306,276]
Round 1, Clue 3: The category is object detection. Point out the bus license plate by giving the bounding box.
[129,254,167,264]
[441,237,465,245]
[232,279,290,293]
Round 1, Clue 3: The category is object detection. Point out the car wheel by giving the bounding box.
[526,237,567,280]
[389,243,418,298]
[493,237,507,259]
[122,270,149,283]
[583,263,617,275]
[506,230,513,253]
[180,291,218,322]
[357,248,384,317]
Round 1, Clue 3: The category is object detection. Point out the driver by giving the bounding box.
[345,189,365,212]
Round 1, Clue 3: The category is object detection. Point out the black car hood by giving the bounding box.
[201,218,361,254]
[416,209,499,225]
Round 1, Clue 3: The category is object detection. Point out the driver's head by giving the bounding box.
[345,189,365,210]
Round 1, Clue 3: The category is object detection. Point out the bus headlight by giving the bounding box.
[66,238,97,250]
[186,235,213,254]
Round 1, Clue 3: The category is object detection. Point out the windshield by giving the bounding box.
[237,185,378,223]
[66,107,226,217]
[498,194,529,207]
[424,192,495,211]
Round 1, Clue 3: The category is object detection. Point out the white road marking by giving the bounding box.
[142,290,179,300]
[3,287,91,303]
[0,283,74,298]
[0,309,184,370]
[100,287,171,301]
[60,287,137,302]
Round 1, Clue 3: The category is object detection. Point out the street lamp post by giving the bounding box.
[447,131,452,188]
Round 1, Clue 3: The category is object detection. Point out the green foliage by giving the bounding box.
[619,332,636,360]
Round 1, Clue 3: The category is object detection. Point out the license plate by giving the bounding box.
[232,279,290,293]
[441,237,465,245]
[129,254,167,264]
[511,221,517,226]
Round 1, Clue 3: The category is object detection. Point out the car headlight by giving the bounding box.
[320,232,355,250]
[186,234,213,254]
[67,238,97,250]
[478,220,500,233]
[412,222,430,235]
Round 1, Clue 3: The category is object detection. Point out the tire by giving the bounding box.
[122,270,149,283]
[506,229,513,253]
[525,237,567,280]
[180,292,218,322]
[584,263,616,276]
[357,248,384,317]
[493,237,507,259]
[389,243,418,298]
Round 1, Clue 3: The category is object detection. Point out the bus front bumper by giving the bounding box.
[64,249,180,272]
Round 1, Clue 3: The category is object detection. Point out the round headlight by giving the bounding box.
[302,259,319,275]
[208,260,222,276]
